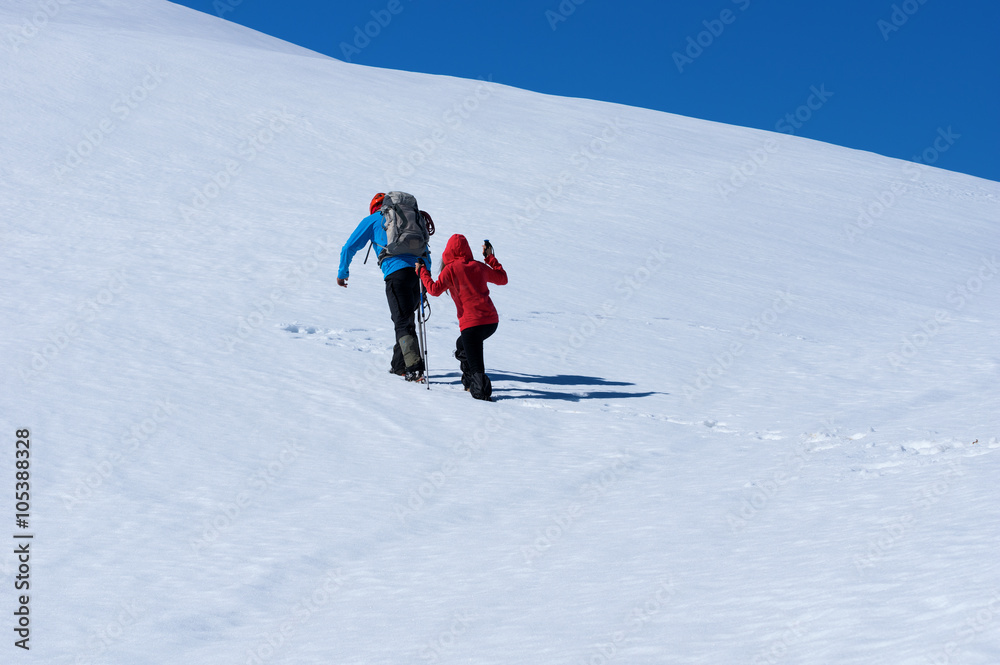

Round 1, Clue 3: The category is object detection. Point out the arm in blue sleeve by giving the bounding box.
[337,217,376,280]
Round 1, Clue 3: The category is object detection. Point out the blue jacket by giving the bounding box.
[337,212,431,280]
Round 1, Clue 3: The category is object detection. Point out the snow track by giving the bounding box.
[1,1,998,663]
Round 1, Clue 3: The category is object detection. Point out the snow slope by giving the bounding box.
[2,0,999,663]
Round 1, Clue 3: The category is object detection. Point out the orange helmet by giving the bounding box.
[369,192,386,215]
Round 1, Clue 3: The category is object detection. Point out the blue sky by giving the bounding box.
[169,0,998,183]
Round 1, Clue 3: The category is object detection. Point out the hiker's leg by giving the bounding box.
[385,270,422,372]
[459,323,498,375]
[455,335,471,389]
[460,323,497,399]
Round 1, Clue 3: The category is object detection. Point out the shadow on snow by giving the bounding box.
[432,371,664,402]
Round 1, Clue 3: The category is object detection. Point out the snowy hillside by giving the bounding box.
[2,0,999,663]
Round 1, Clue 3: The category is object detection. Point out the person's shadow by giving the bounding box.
[435,371,665,402]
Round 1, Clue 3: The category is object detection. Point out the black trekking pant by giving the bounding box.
[455,323,497,398]
[385,268,422,373]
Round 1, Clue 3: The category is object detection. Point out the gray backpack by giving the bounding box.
[377,191,429,265]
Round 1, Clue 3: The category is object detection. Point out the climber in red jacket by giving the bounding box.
[416,234,507,401]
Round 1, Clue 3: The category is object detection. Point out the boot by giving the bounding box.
[468,372,492,401]
[455,347,472,391]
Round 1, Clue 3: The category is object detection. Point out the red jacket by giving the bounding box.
[419,234,508,330]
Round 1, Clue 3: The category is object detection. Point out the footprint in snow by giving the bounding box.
[282,323,325,335]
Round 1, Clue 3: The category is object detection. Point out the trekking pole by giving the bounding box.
[418,278,430,390]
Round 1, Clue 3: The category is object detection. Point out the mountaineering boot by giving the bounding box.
[468,373,492,401]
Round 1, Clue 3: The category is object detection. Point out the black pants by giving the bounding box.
[385,269,423,373]
[455,323,497,398]
[456,323,498,375]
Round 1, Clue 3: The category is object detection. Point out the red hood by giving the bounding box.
[442,234,474,265]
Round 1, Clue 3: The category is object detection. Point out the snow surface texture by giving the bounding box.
[2,0,999,663]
